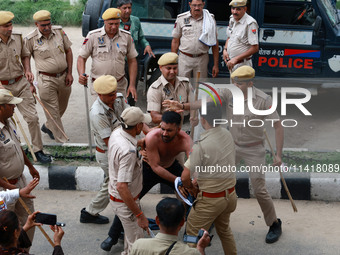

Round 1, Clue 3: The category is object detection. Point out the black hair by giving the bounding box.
[199,101,223,127]
[156,197,185,230]
[117,0,132,7]
[162,111,181,126]
[0,210,19,247]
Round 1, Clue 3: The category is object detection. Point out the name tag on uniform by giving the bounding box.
[98,45,106,48]
[184,25,192,27]
[4,139,10,144]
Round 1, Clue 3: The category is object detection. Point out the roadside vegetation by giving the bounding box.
[0,0,86,26]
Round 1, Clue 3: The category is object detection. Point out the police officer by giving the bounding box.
[171,0,219,78]
[24,10,73,143]
[219,66,283,243]
[117,0,155,106]
[223,0,259,72]
[0,89,40,243]
[181,102,237,255]
[147,52,193,125]
[0,11,51,163]
[78,8,138,100]
[108,107,151,255]
[80,75,128,224]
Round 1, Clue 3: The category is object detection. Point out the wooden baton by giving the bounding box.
[190,72,201,140]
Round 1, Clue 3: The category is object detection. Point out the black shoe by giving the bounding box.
[80,208,109,224]
[35,150,52,164]
[41,124,54,140]
[100,236,118,251]
[266,218,282,243]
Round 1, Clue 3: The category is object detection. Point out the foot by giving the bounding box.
[80,208,109,224]
[35,150,52,164]
[41,124,54,140]
[100,236,118,251]
[266,218,282,243]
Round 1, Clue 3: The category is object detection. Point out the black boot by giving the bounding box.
[266,218,282,243]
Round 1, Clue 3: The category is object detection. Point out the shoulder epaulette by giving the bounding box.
[88,28,102,36]
[52,25,62,30]
[177,76,190,82]
[116,92,124,98]
[12,31,22,36]
[150,78,162,89]
[24,29,38,40]
[177,11,190,18]
[119,28,131,35]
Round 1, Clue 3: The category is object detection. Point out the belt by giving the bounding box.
[234,57,252,65]
[202,187,235,198]
[180,50,205,58]
[96,147,106,153]
[235,141,263,147]
[92,76,124,83]
[39,69,67,78]
[110,193,140,203]
[7,175,21,185]
[1,75,23,85]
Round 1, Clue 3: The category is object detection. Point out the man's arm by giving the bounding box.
[222,38,229,62]
[117,182,149,231]
[77,56,88,86]
[22,148,40,180]
[227,44,259,71]
[273,121,284,166]
[211,42,219,78]
[171,37,180,53]
[127,57,138,101]
[21,56,35,94]
[150,111,162,125]
[65,48,73,87]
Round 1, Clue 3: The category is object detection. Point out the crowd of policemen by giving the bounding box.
[0,0,285,254]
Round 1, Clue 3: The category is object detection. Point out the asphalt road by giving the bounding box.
[28,191,340,255]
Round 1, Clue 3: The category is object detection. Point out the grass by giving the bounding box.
[0,0,84,26]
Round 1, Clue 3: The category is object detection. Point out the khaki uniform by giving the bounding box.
[0,119,35,242]
[130,233,201,255]
[184,126,237,254]
[79,27,138,97]
[227,13,259,72]
[0,32,43,152]
[147,74,192,120]
[24,26,72,143]
[172,11,216,78]
[86,94,128,215]
[108,127,143,255]
[219,86,279,226]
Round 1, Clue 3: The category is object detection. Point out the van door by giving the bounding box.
[255,0,322,77]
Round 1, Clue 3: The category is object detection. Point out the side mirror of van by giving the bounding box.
[313,16,322,37]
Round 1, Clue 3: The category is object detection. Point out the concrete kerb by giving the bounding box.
[22,144,340,202]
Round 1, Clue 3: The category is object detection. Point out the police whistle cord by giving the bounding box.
[264,130,298,212]
[190,72,200,140]
[33,93,69,141]
[3,177,55,247]
[13,112,37,162]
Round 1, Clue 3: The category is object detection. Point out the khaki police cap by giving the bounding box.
[102,8,121,20]
[229,0,247,7]
[0,11,14,26]
[93,75,117,94]
[0,89,23,105]
[158,52,178,66]
[121,107,152,127]
[231,66,255,81]
[33,10,51,21]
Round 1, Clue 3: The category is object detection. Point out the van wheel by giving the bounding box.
[147,69,161,90]
[82,0,105,36]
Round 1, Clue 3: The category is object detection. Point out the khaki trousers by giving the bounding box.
[110,199,144,255]
[86,150,109,215]
[178,52,209,78]
[235,144,277,226]
[3,77,43,152]
[6,175,35,243]
[38,73,71,143]
[186,191,237,255]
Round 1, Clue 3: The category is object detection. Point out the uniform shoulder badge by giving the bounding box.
[98,36,105,45]
[0,130,6,141]
[25,29,38,40]
[119,28,131,35]
[177,11,190,18]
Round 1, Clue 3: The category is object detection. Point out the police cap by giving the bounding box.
[33,10,51,21]
[158,52,178,66]
[231,66,255,81]
[0,11,14,26]
[102,8,121,20]
[229,0,247,7]
[93,75,117,95]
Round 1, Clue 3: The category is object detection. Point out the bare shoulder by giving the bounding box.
[178,130,191,145]
[145,128,161,145]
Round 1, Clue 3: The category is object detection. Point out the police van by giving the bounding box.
[82,0,340,91]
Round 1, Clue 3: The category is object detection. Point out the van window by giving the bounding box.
[319,0,339,27]
[263,0,316,26]
[111,0,181,19]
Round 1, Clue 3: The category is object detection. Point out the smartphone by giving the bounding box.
[35,213,57,225]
